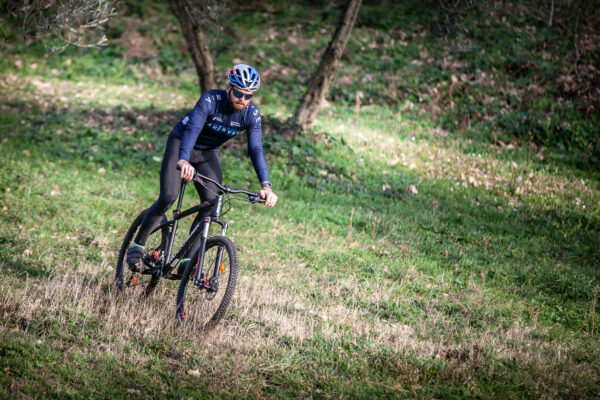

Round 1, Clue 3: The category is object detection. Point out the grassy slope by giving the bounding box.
[1,0,599,398]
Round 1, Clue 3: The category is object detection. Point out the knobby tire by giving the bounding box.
[115,209,168,298]
[176,236,238,331]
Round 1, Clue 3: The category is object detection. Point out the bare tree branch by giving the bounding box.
[3,0,117,52]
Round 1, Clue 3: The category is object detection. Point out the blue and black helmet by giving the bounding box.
[228,64,261,92]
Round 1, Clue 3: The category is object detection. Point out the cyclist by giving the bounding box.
[127,64,278,277]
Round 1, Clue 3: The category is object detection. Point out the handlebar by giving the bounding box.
[176,165,265,203]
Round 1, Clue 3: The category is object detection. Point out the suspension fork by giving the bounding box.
[192,216,211,286]
[211,219,228,278]
[192,194,228,286]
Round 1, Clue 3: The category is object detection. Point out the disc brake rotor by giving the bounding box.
[205,277,219,300]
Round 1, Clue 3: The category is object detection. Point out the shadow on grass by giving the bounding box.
[1,98,299,174]
[0,99,189,170]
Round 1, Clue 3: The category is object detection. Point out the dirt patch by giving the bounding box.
[113,17,158,60]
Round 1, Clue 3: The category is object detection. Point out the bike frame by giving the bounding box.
[147,173,253,288]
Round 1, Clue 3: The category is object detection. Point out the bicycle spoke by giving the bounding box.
[176,236,238,330]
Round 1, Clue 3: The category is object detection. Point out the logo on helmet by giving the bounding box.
[228,64,261,92]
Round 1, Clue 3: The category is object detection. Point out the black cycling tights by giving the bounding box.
[134,132,222,261]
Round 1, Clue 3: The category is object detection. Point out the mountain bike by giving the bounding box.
[114,170,264,330]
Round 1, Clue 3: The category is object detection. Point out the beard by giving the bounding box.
[231,101,247,111]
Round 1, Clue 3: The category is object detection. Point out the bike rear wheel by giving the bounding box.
[115,209,169,298]
[176,236,238,331]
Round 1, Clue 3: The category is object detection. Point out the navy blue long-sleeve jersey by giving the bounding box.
[172,89,269,183]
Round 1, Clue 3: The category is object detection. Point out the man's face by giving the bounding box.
[227,84,253,111]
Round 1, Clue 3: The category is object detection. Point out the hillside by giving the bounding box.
[0,1,599,398]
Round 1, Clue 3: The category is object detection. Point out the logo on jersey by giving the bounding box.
[230,121,241,127]
[207,122,240,137]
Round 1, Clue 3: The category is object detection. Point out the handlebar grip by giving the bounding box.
[250,196,266,204]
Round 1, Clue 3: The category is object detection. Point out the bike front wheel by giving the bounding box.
[176,236,238,331]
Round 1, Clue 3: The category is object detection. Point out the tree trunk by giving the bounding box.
[293,0,362,130]
[168,0,217,92]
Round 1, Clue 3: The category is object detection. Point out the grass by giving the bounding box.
[1,0,600,398]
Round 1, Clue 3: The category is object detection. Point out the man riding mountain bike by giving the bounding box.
[127,64,278,277]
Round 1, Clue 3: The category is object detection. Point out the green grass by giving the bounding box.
[1,0,600,398]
